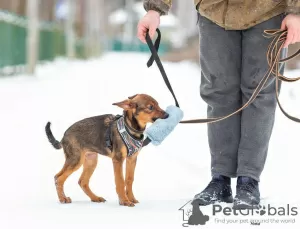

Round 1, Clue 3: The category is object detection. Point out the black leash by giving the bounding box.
[145,28,180,108]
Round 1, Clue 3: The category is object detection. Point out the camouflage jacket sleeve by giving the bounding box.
[143,0,172,15]
[286,0,300,14]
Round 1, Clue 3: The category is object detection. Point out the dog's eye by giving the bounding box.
[148,105,154,111]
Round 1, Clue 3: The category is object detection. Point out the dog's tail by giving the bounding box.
[45,122,62,150]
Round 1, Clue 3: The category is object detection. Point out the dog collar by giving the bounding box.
[117,116,144,157]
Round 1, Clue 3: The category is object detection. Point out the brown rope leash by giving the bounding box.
[145,29,300,124]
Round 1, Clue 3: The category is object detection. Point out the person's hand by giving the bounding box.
[137,10,160,43]
[281,14,300,47]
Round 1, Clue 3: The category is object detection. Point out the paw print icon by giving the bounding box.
[256,205,266,216]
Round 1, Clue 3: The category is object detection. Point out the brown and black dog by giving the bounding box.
[45,94,168,207]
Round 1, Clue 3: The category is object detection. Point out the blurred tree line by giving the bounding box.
[0,0,298,74]
[0,0,55,20]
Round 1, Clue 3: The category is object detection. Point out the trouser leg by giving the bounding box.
[198,14,242,177]
[237,14,286,181]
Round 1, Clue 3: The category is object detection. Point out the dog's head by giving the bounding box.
[113,94,168,125]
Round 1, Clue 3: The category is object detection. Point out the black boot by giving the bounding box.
[192,175,233,206]
[233,176,260,210]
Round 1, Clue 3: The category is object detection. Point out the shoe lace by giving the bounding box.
[239,182,257,193]
[204,180,225,193]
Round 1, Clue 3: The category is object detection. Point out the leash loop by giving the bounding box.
[145,28,180,108]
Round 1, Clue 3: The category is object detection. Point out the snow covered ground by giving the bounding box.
[0,52,299,229]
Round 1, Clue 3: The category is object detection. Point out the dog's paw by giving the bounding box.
[126,192,139,204]
[59,197,72,204]
[91,197,106,203]
[129,197,139,204]
[119,199,135,207]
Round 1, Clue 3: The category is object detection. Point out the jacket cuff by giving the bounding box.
[286,0,300,14]
[143,0,171,16]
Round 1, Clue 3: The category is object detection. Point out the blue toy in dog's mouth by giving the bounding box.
[144,105,184,146]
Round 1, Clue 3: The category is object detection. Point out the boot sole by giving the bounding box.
[198,195,234,206]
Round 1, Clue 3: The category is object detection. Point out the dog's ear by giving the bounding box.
[128,94,138,99]
[112,99,136,110]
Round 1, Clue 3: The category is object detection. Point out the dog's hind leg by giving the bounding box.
[54,149,84,204]
[78,152,106,203]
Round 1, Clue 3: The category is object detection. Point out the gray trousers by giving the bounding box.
[198,14,286,182]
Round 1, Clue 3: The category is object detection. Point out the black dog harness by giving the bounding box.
[105,115,146,157]
[117,116,144,157]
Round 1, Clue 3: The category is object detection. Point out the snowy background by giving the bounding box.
[0,52,300,229]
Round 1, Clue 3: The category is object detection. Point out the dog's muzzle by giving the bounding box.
[162,112,169,119]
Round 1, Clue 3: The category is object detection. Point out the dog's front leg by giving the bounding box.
[126,155,139,204]
[113,158,135,207]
